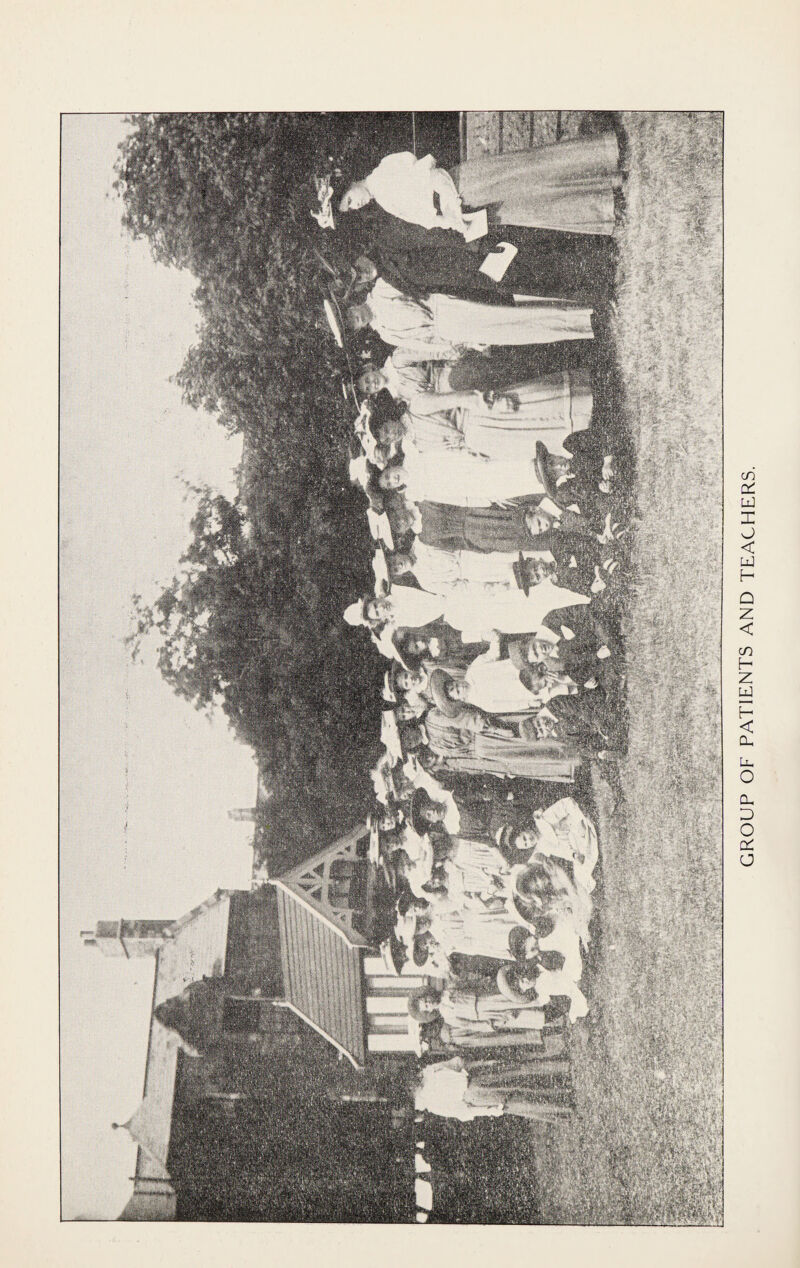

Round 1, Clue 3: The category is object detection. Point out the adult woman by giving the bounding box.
[393,623,488,673]
[363,363,593,461]
[378,448,549,508]
[508,925,583,998]
[437,835,512,902]
[408,984,546,1038]
[414,1053,573,1122]
[498,957,588,1024]
[416,498,557,556]
[340,134,621,237]
[351,221,615,305]
[425,890,531,963]
[387,542,534,599]
[430,658,542,721]
[423,703,582,783]
[347,277,594,352]
[496,797,599,892]
[346,576,591,641]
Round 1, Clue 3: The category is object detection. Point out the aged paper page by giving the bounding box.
[0,1,798,1265]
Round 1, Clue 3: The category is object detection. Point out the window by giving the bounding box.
[222,997,262,1034]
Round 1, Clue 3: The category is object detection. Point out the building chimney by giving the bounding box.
[80,919,174,958]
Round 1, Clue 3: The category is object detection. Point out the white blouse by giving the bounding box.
[365,151,457,231]
[415,1059,503,1121]
[463,653,539,715]
[411,540,527,595]
[367,279,459,361]
[403,442,547,507]
[384,578,589,639]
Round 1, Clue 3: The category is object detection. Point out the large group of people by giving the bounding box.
[316,127,631,1125]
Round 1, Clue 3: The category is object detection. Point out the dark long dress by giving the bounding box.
[463,1054,574,1120]
[418,500,542,555]
[356,205,616,306]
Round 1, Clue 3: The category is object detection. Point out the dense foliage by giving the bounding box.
[116,113,456,863]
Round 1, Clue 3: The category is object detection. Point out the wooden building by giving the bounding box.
[83,825,420,1222]
[272,823,429,1066]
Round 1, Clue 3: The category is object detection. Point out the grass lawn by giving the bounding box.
[521,111,724,1225]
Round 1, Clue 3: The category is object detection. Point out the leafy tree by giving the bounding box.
[116,112,457,865]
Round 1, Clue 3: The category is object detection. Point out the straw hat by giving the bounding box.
[496,963,538,1004]
[534,441,563,502]
[380,710,404,762]
[372,548,390,594]
[429,668,462,718]
[393,907,418,948]
[495,823,522,856]
[510,861,547,906]
[508,925,537,962]
[343,598,371,627]
[366,508,394,550]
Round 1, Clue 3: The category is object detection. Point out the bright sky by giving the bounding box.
[59,115,257,1221]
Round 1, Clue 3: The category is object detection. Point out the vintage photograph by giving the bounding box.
[60,110,723,1224]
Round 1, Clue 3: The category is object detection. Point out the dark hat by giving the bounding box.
[389,628,425,675]
[535,441,563,503]
[513,552,532,596]
[495,823,522,856]
[379,934,408,976]
[429,668,462,718]
[496,962,538,1003]
[519,664,548,695]
[508,925,536,962]
[410,787,444,836]
[412,933,432,968]
[396,890,420,918]
[387,659,415,697]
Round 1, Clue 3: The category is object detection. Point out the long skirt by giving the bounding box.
[475,731,581,782]
[451,133,620,236]
[445,344,594,392]
[464,1055,574,1120]
[441,1027,546,1050]
[460,370,593,460]
[419,501,536,555]
[437,738,581,783]
[431,291,594,346]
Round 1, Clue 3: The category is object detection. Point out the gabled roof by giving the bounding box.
[273,827,373,1068]
[275,886,367,1068]
[273,824,370,945]
[125,891,236,1200]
